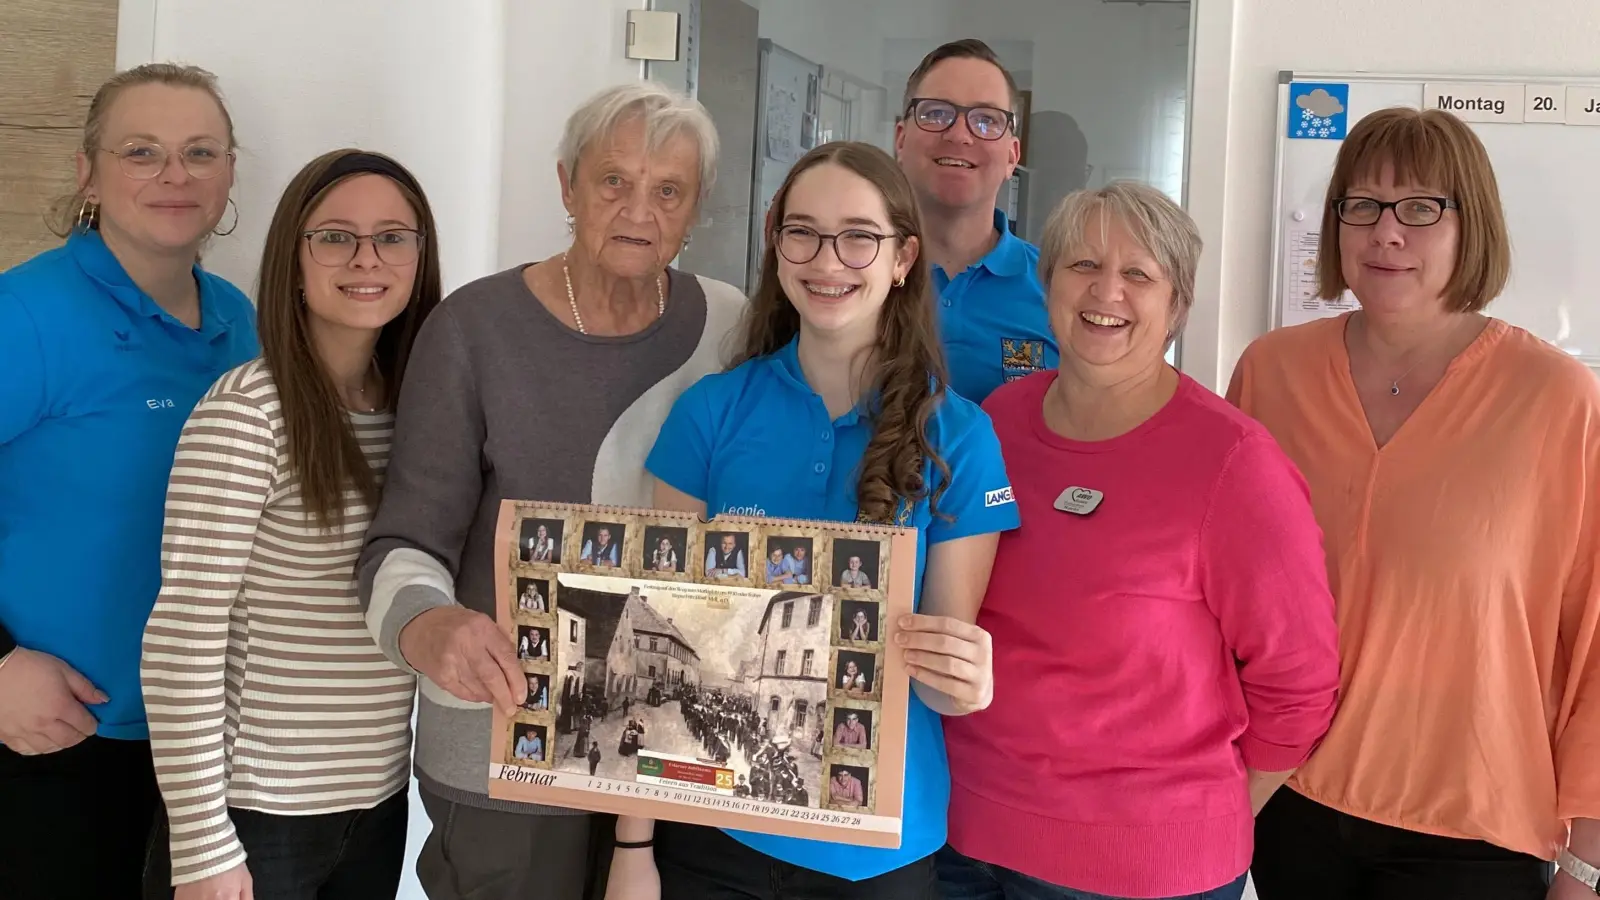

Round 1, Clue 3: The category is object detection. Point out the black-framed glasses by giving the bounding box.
[905,98,1015,141]
[775,224,895,269]
[1333,196,1458,227]
[99,140,233,180]
[302,228,425,267]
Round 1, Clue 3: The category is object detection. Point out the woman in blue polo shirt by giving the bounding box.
[0,63,257,898]
[623,140,1018,899]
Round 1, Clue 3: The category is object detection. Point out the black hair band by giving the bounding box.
[308,151,425,203]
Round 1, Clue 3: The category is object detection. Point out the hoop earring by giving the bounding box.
[894,275,906,288]
[213,198,239,237]
[76,199,99,233]
[565,214,575,235]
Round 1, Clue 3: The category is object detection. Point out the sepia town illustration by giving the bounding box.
[487,500,916,847]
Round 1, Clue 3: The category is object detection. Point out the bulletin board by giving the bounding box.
[1271,70,1600,366]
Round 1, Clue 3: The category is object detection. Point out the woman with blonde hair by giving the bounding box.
[939,181,1338,900]
[0,63,257,897]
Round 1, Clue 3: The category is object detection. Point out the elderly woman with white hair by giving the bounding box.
[356,82,744,900]
[935,182,1341,900]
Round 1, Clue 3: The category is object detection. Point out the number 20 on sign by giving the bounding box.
[1526,85,1565,123]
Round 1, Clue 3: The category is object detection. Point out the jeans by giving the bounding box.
[144,788,408,900]
[653,820,938,900]
[1251,788,1552,900]
[936,845,1248,900]
[0,736,160,900]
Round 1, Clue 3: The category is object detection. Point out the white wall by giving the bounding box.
[500,0,645,269]
[1183,0,1600,390]
[119,0,504,296]
[116,0,644,300]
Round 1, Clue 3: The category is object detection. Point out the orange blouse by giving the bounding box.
[1228,313,1600,859]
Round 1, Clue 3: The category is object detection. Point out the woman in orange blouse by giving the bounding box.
[1229,106,1600,899]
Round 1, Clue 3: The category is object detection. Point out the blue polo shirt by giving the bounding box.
[645,336,1019,880]
[0,230,258,740]
[935,208,1057,404]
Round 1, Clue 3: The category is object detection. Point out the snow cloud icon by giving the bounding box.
[1296,88,1345,119]
[1286,82,1350,140]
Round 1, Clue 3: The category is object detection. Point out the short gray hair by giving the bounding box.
[1038,181,1202,344]
[558,82,719,200]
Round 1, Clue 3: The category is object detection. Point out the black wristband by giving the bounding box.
[614,838,654,849]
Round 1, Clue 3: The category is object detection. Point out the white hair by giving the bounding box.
[558,82,719,200]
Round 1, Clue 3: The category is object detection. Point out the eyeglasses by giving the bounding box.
[775,225,895,269]
[904,98,1015,141]
[1332,196,1458,227]
[99,140,232,180]
[302,229,425,267]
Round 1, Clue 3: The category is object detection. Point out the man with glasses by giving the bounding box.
[896,39,1057,403]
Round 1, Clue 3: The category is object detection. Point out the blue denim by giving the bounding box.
[936,845,1249,900]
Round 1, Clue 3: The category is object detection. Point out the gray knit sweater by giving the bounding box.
[358,264,745,813]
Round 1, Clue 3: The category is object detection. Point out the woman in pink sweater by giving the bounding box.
[938,182,1341,900]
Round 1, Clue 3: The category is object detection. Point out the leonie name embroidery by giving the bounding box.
[984,487,1015,508]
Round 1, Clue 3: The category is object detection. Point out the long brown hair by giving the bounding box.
[256,149,444,528]
[49,62,238,237]
[738,141,950,524]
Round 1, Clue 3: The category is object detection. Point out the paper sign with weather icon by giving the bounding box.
[1288,82,1349,140]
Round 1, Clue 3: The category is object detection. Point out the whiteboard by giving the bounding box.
[1270,71,1600,366]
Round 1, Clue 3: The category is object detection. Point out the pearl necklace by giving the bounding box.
[563,254,664,335]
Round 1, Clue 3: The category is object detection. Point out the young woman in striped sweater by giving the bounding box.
[140,149,442,900]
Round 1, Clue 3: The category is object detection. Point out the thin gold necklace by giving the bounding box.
[562,253,664,335]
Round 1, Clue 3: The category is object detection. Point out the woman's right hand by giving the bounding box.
[174,862,253,900]
[0,648,106,754]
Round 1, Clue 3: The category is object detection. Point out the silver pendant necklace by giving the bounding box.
[562,253,664,335]
[1359,314,1461,397]
[1387,358,1426,396]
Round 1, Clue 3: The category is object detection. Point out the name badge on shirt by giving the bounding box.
[1054,486,1104,516]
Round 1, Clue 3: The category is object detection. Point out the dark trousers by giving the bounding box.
[653,820,937,900]
[415,787,613,900]
[143,788,408,899]
[0,735,160,900]
[936,845,1248,900]
[1252,787,1552,900]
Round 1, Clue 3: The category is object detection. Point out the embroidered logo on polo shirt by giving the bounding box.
[1000,338,1046,382]
[984,487,1015,508]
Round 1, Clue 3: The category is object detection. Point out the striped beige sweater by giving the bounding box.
[141,359,415,885]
